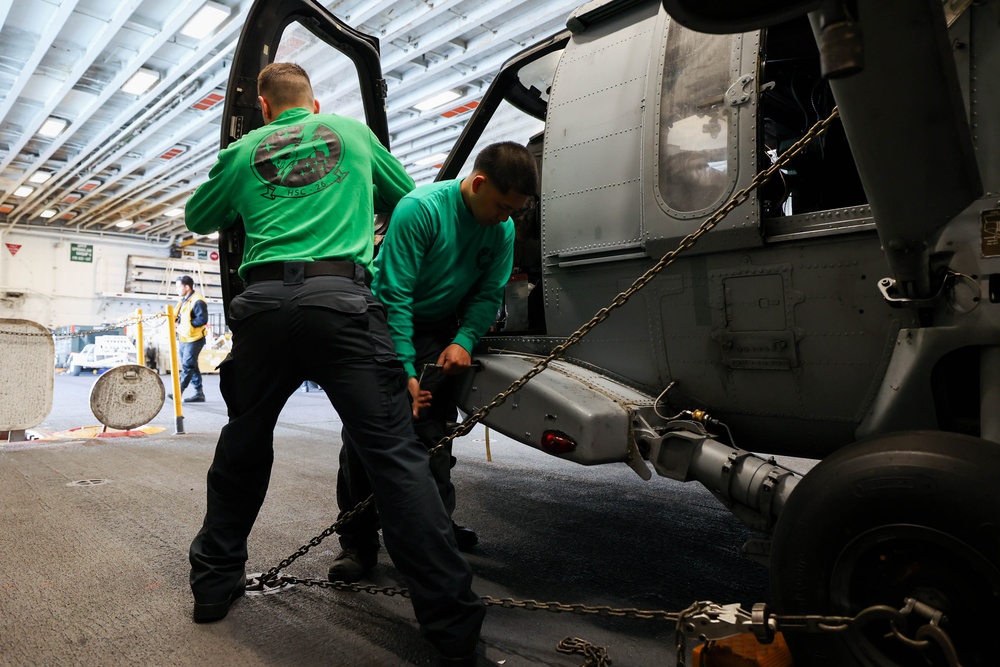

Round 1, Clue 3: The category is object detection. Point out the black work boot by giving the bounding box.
[452,523,479,551]
[184,391,206,403]
[437,641,495,666]
[193,574,246,623]
[327,549,377,583]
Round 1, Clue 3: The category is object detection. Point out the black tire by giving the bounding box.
[69,365,81,376]
[771,431,1000,667]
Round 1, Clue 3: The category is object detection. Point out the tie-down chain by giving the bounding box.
[244,107,953,665]
[0,312,168,339]
[253,571,962,667]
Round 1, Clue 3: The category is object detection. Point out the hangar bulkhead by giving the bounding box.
[2,1,998,666]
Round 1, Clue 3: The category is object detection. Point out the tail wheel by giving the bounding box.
[770,431,1000,666]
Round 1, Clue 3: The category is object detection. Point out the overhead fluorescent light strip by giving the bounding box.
[122,68,160,95]
[180,2,230,40]
[38,117,68,138]
[414,90,461,112]
[414,153,448,166]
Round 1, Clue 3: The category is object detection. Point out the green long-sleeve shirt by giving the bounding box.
[372,179,514,377]
[185,108,414,278]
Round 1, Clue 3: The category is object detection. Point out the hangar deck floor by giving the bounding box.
[1,373,777,667]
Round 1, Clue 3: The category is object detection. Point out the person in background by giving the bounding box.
[183,62,485,666]
[172,275,208,403]
[329,142,537,583]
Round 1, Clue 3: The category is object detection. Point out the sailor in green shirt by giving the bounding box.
[185,63,485,666]
[330,142,539,583]
[184,87,412,278]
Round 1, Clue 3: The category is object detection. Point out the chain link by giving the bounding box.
[257,495,375,585]
[262,572,962,664]
[280,574,412,599]
[674,601,710,667]
[557,636,613,666]
[0,312,168,339]
[480,595,677,621]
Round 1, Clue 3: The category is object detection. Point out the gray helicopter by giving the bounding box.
[218,0,999,664]
[440,0,1000,665]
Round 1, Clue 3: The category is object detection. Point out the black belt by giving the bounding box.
[245,260,369,286]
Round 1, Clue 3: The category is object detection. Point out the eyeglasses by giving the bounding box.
[501,197,536,218]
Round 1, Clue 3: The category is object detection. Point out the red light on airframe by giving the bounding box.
[540,430,576,454]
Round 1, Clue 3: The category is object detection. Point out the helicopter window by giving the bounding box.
[444,42,564,182]
[513,49,561,115]
[657,23,737,212]
[448,100,545,182]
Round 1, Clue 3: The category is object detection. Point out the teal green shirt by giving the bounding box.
[185,108,414,278]
[372,179,514,377]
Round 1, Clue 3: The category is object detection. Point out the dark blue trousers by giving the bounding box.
[337,317,460,553]
[188,273,484,657]
[178,337,205,393]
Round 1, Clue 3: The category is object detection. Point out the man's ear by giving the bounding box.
[259,96,271,123]
[470,174,487,194]
[313,98,320,114]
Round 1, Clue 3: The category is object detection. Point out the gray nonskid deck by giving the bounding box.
[1,374,771,666]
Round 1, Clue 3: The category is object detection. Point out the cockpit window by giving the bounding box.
[511,49,561,117]
[444,41,564,182]
[657,22,737,213]
[450,101,544,182]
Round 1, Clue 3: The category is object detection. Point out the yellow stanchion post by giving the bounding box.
[485,426,492,462]
[166,304,184,434]
[136,308,144,367]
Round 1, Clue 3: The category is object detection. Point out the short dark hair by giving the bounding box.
[258,62,314,110]
[177,275,194,288]
[473,142,538,197]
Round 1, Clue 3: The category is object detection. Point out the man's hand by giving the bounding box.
[408,377,432,418]
[437,344,472,375]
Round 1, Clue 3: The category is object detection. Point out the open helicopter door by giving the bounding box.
[216,0,389,320]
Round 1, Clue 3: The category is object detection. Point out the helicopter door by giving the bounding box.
[642,13,762,257]
[217,0,389,315]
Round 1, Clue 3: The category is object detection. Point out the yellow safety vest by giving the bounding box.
[177,292,207,343]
